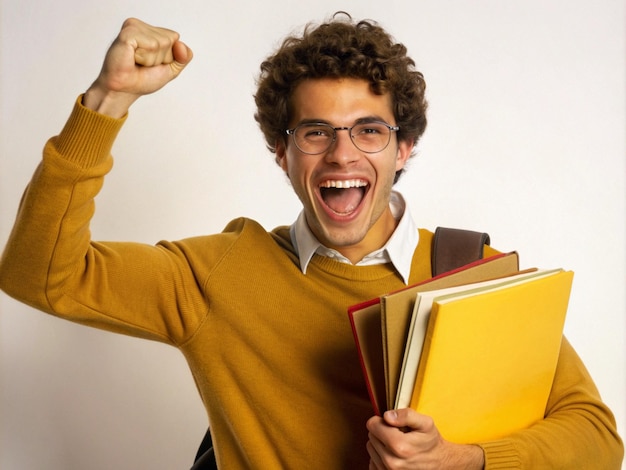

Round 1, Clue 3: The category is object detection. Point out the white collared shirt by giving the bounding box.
[289,191,419,284]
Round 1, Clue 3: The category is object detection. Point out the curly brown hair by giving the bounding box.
[254,13,427,169]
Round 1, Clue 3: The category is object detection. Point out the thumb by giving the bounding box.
[171,40,193,74]
[384,408,435,433]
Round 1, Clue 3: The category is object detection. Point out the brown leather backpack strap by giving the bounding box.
[431,227,491,277]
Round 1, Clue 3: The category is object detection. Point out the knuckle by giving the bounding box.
[422,414,435,430]
[122,17,139,28]
[390,441,413,459]
[380,454,402,470]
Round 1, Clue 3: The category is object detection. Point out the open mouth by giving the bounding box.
[319,179,369,216]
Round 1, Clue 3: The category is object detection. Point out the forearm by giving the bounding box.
[0,97,122,308]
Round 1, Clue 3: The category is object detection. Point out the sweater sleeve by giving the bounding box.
[0,97,209,345]
[479,337,623,469]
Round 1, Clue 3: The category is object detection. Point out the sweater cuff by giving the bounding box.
[52,95,127,168]
[480,440,521,469]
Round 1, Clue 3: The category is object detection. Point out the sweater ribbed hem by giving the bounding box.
[481,440,521,469]
[53,95,126,168]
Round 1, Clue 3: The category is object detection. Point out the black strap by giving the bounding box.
[190,428,217,470]
[191,226,490,469]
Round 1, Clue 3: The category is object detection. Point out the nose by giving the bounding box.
[325,128,360,166]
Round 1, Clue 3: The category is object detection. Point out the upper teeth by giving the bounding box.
[320,179,367,189]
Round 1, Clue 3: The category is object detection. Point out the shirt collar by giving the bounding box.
[289,191,419,284]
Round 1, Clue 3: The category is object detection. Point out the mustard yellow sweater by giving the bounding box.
[0,98,622,469]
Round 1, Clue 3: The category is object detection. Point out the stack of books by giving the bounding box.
[348,252,573,443]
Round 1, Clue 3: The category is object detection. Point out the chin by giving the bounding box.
[319,226,369,249]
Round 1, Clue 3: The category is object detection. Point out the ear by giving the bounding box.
[395,138,414,172]
[275,139,289,172]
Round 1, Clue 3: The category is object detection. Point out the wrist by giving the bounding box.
[444,443,485,470]
[83,82,136,119]
[458,444,485,470]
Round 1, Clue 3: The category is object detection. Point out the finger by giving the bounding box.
[366,439,385,470]
[134,39,192,80]
[368,414,407,445]
[172,40,193,65]
[128,24,192,83]
[384,408,435,433]
[169,40,193,75]
[134,37,176,67]
[121,19,180,67]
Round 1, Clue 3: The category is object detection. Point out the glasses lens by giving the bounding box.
[294,124,334,154]
[351,122,392,153]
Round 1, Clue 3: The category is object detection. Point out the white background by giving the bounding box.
[1,1,624,469]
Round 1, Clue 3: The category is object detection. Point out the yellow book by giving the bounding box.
[381,252,520,411]
[395,269,553,409]
[348,252,520,415]
[409,269,573,443]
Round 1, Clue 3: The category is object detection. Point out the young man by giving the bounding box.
[0,15,622,469]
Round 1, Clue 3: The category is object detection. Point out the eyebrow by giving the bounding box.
[294,115,393,127]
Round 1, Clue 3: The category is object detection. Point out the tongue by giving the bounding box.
[322,187,364,214]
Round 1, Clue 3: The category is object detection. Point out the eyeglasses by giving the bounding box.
[285,121,400,155]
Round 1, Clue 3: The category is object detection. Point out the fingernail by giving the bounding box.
[385,410,398,421]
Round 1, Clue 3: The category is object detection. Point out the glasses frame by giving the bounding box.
[285,121,400,155]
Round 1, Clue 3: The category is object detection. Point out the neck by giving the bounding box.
[329,209,399,264]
